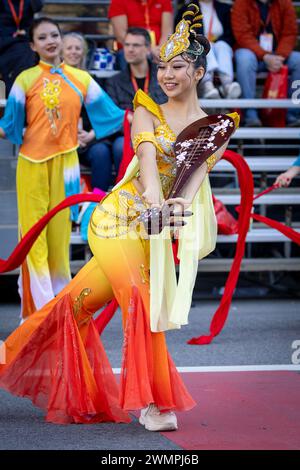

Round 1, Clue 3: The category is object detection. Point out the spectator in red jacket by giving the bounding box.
[108,0,173,65]
[231,0,300,127]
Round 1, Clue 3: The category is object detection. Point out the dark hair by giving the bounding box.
[29,17,62,42]
[126,27,151,47]
[184,36,209,73]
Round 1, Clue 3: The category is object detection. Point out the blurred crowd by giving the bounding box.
[0,0,300,190]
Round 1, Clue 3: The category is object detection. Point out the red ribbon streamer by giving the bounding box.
[1,121,299,343]
[115,109,135,183]
[0,193,105,273]
[187,149,255,345]
[249,211,300,244]
[94,298,119,334]
[187,152,300,345]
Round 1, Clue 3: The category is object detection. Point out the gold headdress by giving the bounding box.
[160,2,205,63]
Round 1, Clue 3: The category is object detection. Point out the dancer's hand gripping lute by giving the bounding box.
[137,114,236,235]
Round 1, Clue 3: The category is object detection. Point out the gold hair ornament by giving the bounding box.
[159,15,204,63]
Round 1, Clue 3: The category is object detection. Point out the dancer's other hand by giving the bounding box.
[275,167,299,187]
[165,197,192,212]
[164,197,193,235]
[141,188,164,208]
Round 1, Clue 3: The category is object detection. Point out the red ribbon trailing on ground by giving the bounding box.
[187,150,300,345]
[187,149,254,344]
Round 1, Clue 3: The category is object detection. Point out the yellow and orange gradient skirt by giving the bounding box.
[0,180,195,424]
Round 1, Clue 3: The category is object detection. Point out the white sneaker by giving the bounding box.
[202,81,221,99]
[222,81,241,99]
[139,404,178,431]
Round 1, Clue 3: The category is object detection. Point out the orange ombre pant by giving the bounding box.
[0,181,195,423]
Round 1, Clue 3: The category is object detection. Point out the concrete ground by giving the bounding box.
[0,298,299,450]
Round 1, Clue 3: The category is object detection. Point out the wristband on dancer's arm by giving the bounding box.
[206,153,217,173]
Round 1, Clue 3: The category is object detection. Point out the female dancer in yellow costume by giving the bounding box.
[0,18,124,320]
[0,4,239,430]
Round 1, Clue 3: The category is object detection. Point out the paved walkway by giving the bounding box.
[0,299,299,450]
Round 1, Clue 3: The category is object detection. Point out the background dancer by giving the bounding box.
[0,17,125,320]
[275,155,300,187]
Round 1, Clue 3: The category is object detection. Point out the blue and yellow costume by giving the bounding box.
[0,60,124,318]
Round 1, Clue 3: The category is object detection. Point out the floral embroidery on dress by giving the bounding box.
[40,78,62,135]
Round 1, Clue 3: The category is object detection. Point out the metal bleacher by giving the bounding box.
[0,1,300,278]
[70,96,300,273]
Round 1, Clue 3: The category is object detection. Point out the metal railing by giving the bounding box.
[200,99,299,109]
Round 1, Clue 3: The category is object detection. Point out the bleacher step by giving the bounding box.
[213,157,297,172]
[0,191,17,225]
[197,258,300,272]
[3,257,300,276]
[0,140,15,158]
[0,188,18,258]
[70,228,300,245]
[215,193,300,205]
[0,159,16,190]
[0,226,18,259]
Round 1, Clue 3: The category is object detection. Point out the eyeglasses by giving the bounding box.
[124,42,146,48]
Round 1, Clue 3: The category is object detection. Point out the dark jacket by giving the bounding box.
[0,1,44,94]
[104,60,167,111]
[175,0,235,47]
[214,0,235,46]
[0,0,44,47]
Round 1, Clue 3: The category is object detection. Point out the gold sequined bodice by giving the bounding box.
[154,121,177,197]
[133,107,178,199]
[89,90,240,240]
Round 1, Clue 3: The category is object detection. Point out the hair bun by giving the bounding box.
[196,35,211,56]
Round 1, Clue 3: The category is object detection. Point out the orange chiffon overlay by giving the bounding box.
[0,182,196,424]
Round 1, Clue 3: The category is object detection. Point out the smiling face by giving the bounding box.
[157,55,204,98]
[63,36,85,68]
[30,22,62,64]
[123,33,150,65]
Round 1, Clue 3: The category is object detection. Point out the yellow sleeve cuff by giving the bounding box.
[133,131,161,154]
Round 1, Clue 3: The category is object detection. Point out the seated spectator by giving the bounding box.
[105,27,167,109]
[232,0,300,127]
[0,0,44,96]
[108,0,173,66]
[62,32,123,191]
[275,156,300,187]
[177,0,241,99]
[62,31,88,69]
